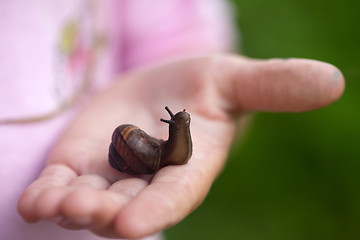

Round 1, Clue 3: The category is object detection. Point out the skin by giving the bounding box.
[17,55,345,239]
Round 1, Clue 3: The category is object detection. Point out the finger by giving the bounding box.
[61,178,148,222]
[55,178,148,238]
[28,176,148,239]
[17,164,78,222]
[58,189,127,229]
[114,147,228,239]
[33,174,111,221]
[33,187,69,220]
[214,56,345,112]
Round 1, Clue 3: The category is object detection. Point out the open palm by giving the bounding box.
[18,55,344,239]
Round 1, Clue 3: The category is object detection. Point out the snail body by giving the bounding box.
[108,106,192,174]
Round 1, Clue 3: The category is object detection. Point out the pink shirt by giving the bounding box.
[0,0,234,239]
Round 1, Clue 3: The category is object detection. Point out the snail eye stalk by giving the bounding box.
[165,106,174,118]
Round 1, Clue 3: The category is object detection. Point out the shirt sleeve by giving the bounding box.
[120,0,236,71]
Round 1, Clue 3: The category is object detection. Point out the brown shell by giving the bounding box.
[108,124,161,174]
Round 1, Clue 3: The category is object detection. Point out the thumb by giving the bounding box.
[213,56,345,113]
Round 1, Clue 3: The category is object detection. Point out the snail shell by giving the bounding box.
[108,106,192,174]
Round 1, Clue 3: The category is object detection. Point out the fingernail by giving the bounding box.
[71,216,93,227]
[57,216,93,228]
[332,70,342,86]
[50,215,65,223]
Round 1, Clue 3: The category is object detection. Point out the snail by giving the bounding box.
[108,106,192,174]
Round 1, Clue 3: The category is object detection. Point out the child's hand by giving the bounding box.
[18,55,344,239]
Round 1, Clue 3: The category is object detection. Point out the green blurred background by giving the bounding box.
[166,0,360,239]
